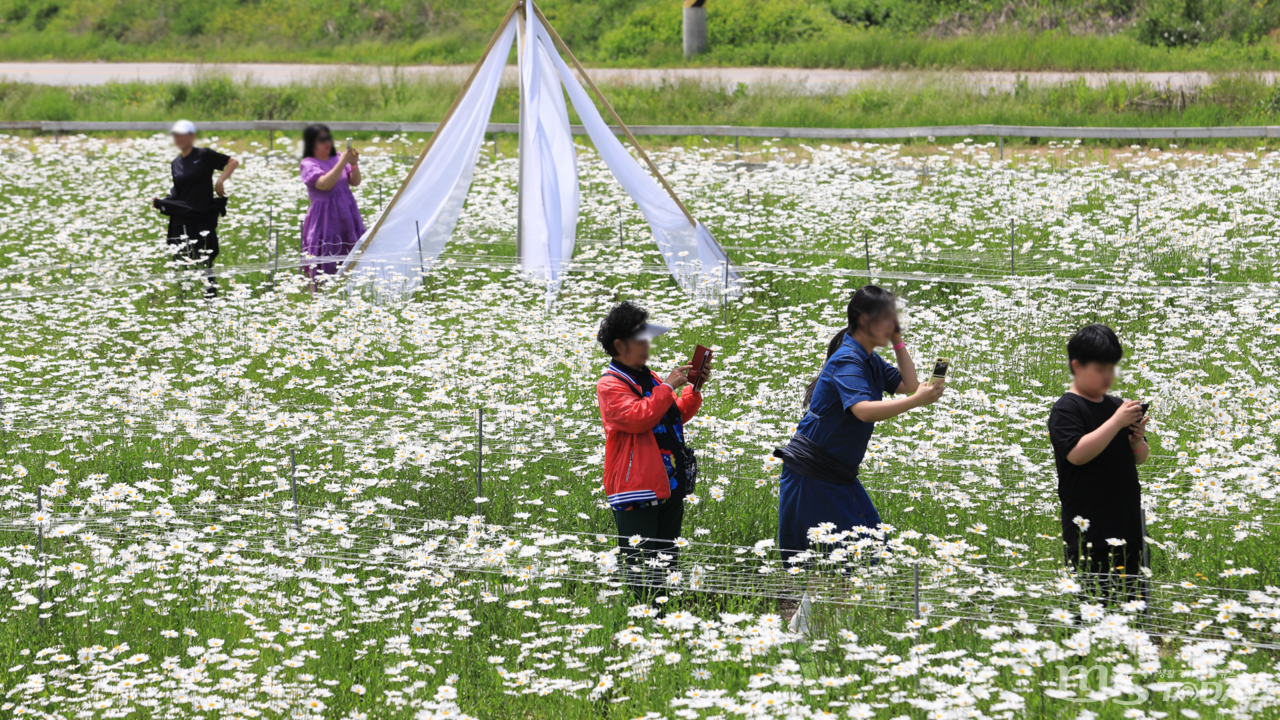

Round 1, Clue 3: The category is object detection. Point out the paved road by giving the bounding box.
[1,62,1272,92]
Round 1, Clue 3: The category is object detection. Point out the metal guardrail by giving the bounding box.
[2,120,1280,140]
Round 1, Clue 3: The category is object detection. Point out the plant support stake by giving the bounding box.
[290,448,299,534]
[864,231,872,283]
[1003,217,1013,272]
[271,230,280,290]
[415,220,426,282]
[37,485,43,625]
[913,562,920,620]
[476,408,484,499]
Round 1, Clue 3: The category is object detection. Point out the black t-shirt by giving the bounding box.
[1047,393,1144,562]
[164,147,230,220]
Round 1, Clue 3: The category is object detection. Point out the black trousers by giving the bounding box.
[1065,537,1146,605]
[613,498,684,602]
[167,218,220,294]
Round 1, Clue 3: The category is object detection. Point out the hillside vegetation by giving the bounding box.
[2,0,1280,70]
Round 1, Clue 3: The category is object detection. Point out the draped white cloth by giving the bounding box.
[533,14,738,294]
[517,12,580,288]
[343,11,737,298]
[340,17,517,291]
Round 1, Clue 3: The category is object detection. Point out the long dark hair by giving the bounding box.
[302,124,332,159]
[802,285,897,408]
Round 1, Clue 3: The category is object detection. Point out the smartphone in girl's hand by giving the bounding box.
[927,358,950,385]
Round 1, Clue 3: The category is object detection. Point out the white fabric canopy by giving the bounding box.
[518,12,579,288]
[342,9,738,299]
[340,17,517,291]
[533,13,738,295]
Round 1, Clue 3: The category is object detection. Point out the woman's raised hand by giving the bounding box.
[912,379,945,407]
[665,365,692,390]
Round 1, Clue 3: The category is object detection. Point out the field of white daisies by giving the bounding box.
[0,131,1279,720]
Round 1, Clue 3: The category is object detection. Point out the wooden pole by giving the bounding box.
[516,2,527,266]
[344,0,521,273]
[530,1,697,228]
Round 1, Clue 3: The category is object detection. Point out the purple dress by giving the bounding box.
[300,156,366,277]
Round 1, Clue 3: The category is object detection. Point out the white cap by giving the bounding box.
[628,322,671,342]
[170,119,197,135]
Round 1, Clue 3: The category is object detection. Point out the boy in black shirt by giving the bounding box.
[1047,324,1151,584]
[152,120,239,297]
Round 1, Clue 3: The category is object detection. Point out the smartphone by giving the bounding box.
[345,137,353,151]
[927,357,949,385]
[1140,402,1150,417]
[690,344,713,392]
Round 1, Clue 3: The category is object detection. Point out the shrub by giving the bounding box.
[1136,0,1207,47]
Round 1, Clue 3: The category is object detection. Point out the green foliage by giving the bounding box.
[1135,0,1207,47]
[1,0,1280,69]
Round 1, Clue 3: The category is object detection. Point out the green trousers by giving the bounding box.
[613,498,685,602]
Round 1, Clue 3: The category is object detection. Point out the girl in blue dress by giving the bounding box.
[776,285,946,556]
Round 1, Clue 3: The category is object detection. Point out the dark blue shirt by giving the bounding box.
[794,334,903,471]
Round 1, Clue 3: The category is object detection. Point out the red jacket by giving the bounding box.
[597,364,702,509]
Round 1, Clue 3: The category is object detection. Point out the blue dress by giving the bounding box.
[777,334,902,554]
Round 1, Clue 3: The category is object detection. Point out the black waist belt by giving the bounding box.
[772,432,859,486]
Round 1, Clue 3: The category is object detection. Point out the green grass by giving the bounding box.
[0,132,1278,719]
[6,72,1280,134]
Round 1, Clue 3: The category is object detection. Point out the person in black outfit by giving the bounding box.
[152,120,239,297]
[1047,324,1152,596]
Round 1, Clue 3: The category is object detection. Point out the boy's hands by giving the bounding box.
[1129,414,1149,448]
[1110,400,1144,435]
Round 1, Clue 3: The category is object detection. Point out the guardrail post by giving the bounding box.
[476,408,484,500]
[682,0,708,59]
[998,135,1003,161]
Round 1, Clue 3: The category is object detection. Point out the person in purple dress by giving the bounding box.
[300,124,365,281]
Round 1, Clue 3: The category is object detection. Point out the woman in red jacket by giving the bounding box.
[596,301,709,602]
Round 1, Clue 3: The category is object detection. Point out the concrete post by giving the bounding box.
[683,1,708,60]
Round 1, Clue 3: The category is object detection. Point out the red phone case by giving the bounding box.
[691,345,712,392]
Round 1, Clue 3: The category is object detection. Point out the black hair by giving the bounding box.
[302,124,333,159]
[802,285,897,407]
[597,301,649,357]
[847,285,897,335]
[1067,323,1123,372]
[802,330,849,408]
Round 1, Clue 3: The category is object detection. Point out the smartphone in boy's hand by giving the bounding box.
[1113,400,1145,429]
